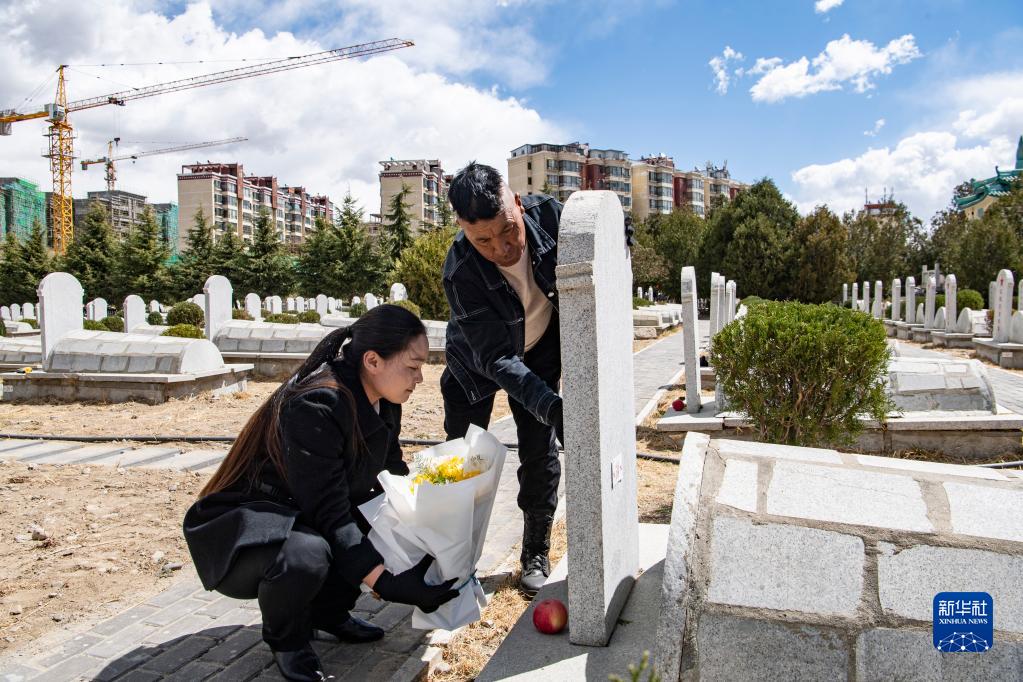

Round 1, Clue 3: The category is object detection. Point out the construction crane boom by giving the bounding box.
[80,136,248,193]
[0,38,414,254]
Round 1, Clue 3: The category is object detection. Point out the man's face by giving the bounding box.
[459,189,527,268]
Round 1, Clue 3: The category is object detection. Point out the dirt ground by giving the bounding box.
[0,462,203,655]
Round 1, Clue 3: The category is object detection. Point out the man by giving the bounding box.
[440,162,633,593]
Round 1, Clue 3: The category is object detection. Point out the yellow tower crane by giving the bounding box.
[81,136,248,194]
[0,38,414,254]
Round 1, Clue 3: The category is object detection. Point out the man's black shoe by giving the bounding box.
[314,616,385,644]
[520,512,554,594]
[520,552,550,594]
[272,644,331,681]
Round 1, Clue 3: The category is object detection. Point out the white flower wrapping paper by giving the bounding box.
[358,424,508,630]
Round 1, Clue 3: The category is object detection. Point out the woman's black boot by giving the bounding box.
[272,643,331,681]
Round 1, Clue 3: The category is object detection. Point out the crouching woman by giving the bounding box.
[183,305,457,682]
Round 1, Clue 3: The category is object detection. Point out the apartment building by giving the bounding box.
[378,159,449,233]
[632,155,676,221]
[177,162,333,253]
[507,142,631,210]
[72,190,147,237]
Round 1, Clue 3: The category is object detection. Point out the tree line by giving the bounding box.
[632,177,1023,305]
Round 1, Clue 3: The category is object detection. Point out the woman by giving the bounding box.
[183,305,458,682]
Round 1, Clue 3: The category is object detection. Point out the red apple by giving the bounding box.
[672,398,685,412]
[532,599,568,634]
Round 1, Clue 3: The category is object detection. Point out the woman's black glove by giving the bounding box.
[374,555,459,613]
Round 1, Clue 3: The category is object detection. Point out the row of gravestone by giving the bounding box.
[0,303,35,321]
[844,274,985,336]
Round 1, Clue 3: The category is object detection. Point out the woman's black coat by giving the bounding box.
[182,359,410,591]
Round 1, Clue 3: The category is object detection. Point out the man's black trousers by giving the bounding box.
[441,317,561,518]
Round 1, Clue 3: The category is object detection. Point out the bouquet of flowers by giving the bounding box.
[359,424,507,630]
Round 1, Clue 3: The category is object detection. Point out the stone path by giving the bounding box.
[893,341,1023,414]
[0,325,691,681]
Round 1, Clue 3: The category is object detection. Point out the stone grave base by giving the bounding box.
[973,338,1023,368]
[882,320,900,337]
[477,524,667,682]
[929,331,976,348]
[909,327,936,343]
[0,336,42,371]
[0,365,252,404]
[654,434,1023,681]
[655,400,1023,458]
[896,322,924,340]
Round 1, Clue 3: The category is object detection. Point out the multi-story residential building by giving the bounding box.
[0,177,47,242]
[632,155,676,221]
[378,159,449,233]
[72,190,148,237]
[508,142,631,210]
[673,163,745,217]
[177,162,332,252]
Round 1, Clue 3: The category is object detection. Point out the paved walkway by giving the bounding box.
[893,341,1023,413]
[0,325,690,681]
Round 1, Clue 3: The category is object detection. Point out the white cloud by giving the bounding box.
[863,118,885,137]
[814,0,844,14]
[748,34,921,103]
[709,45,744,95]
[790,71,1023,220]
[0,1,563,218]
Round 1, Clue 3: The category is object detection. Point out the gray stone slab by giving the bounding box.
[0,438,43,455]
[21,443,129,464]
[693,612,849,681]
[707,516,864,616]
[855,627,941,681]
[715,438,843,464]
[855,454,1009,480]
[87,447,181,468]
[944,482,1023,543]
[136,449,226,471]
[714,458,758,512]
[767,460,933,532]
[877,543,1023,633]
[8,440,82,461]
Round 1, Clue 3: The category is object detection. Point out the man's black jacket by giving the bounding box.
[442,194,562,426]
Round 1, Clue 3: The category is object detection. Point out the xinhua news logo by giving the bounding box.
[933,592,993,652]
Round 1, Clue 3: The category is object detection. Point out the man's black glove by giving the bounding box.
[549,400,565,446]
[624,214,635,247]
[373,555,459,613]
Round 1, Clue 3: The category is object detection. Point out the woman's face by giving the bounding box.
[361,334,428,404]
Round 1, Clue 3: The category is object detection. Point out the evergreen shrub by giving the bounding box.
[83,319,107,331]
[958,289,984,311]
[298,310,321,324]
[101,316,124,332]
[633,297,653,308]
[709,301,893,447]
[146,311,164,326]
[20,318,39,329]
[167,301,204,327]
[389,300,422,318]
[265,313,300,324]
[349,302,367,318]
[161,324,204,339]
[232,308,254,321]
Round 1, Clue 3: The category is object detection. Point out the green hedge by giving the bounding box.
[161,324,204,339]
[265,313,300,324]
[232,308,254,321]
[83,319,107,331]
[709,301,892,446]
[633,297,653,308]
[958,289,984,311]
[146,311,164,326]
[298,310,321,324]
[101,316,124,332]
[20,318,39,329]
[167,301,204,327]
[349,302,367,318]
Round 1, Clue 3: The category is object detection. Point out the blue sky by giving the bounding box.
[2,0,1021,221]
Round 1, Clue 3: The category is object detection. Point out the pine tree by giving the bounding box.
[0,230,35,304]
[437,195,455,229]
[383,183,414,261]
[213,229,246,292]
[390,227,457,320]
[295,215,341,295]
[63,201,117,301]
[113,208,171,302]
[22,220,52,291]
[786,206,854,303]
[170,208,217,299]
[237,209,294,297]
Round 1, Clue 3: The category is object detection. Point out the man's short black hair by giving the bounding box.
[447,161,504,223]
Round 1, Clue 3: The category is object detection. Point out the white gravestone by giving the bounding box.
[269,296,283,315]
[11,304,22,320]
[123,295,146,332]
[851,282,859,311]
[23,302,34,319]
[190,294,204,308]
[390,283,408,302]
[556,191,638,647]
[993,269,1014,343]
[38,272,84,363]
[352,296,361,307]
[364,293,379,310]
[90,298,107,321]
[709,273,722,336]
[905,277,916,325]
[286,297,296,312]
[204,275,233,341]
[0,306,10,320]
[989,281,997,313]
[245,293,262,321]
[150,300,160,313]
[944,274,958,333]
[680,267,702,413]
[327,297,337,313]
[636,286,643,299]
[295,296,306,313]
[842,283,848,304]
[862,281,870,315]
[872,280,882,319]
[924,274,937,329]
[646,286,654,303]
[316,294,328,317]
[1019,280,1023,315]
[725,280,736,324]
[891,279,902,322]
